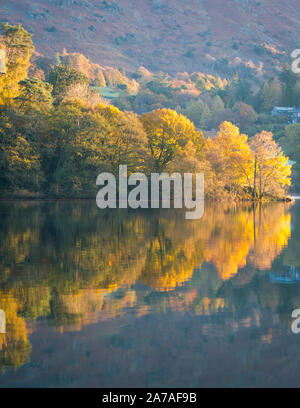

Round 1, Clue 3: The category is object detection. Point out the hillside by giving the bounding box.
[1,0,299,78]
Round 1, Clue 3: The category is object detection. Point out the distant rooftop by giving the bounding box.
[273,106,300,111]
[271,107,300,123]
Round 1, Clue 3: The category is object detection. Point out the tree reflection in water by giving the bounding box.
[0,200,297,381]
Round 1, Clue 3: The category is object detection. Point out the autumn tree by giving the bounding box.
[232,102,258,131]
[62,82,103,107]
[141,108,204,172]
[250,131,291,198]
[40,102,149,195]
[94,104,150,175]
[206,121,253,197]
[42,101,109,194]
[0,23,34,105]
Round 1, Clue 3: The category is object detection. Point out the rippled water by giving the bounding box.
[0,200,299,387]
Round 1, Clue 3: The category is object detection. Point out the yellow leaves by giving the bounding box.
[0,24,34,105]
[202,203,292,280]
[206,121,253,193]
[248,209,291,270]
[218,121,240,140]
[141,108,204,172]
[142,108,197,139]
[95,103,124,122]
[6,136,39,172]
[250,131,292,197]
[0,200,293,354]
[205,122,292,198]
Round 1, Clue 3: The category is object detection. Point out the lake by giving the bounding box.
[0,200,300,387]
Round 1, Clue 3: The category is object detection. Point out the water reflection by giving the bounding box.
[0,200,299,386]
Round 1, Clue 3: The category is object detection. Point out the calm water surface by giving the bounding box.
[0,200,300,387]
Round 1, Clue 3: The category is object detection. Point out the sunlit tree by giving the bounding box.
[141,108,204,172]
[250,131,291,198]
[0,23,34,105]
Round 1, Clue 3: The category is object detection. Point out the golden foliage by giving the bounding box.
[0,23,34,105]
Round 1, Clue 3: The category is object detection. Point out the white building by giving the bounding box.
[271,106,300,123]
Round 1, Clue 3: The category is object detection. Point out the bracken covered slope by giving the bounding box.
[1,0,300,76]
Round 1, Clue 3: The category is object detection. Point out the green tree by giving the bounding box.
[42,101,108,195]
[16,78,53,112]
[280,65,298,106]
[47,65,89,103]
[199,104,211,129]
[255,78,283,112]
[0,107,43,192]
[94,104,149,175]
[280,123,300,190]
[183,99,206,127]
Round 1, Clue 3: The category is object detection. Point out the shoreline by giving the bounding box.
[0,194,294,203]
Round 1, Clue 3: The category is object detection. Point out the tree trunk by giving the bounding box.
[253,156,257,199]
